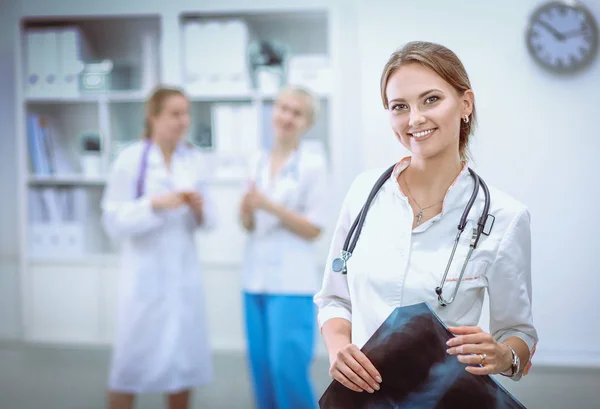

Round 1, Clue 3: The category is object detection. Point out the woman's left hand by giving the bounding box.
[446,326,512,375]
[184,191,204,212]
[245,188,273,212]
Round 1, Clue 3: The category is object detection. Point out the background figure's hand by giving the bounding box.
[150,192,186,210]
[446,326,512,375]
[329,344,382,394]
[241,184,271,213]
[240,190,255,215]
[183,191,204,213]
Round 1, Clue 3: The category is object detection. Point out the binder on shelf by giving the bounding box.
[24,28,89,98]
[28,187,86,258]
[287,54,332,95]
[140,32,158,93]
[58,27,88,98]
[210,103,259,180]
[41,30,60,97]
[183,19,251,96]
[26,114,54,175]
[26,113,79,176]
[25,30,45,98]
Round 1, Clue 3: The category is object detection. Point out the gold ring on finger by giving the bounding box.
[479,353,487,366]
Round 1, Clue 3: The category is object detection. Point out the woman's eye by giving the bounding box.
[391,104,408,111]
[425,96,439,104]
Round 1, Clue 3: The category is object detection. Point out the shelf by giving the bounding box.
[26,95,100,104]
[105,91,149,102]
[188,92,255,103]
[28,254,119,266]
[259,89,331,100]
[26,91,149,104]
[28,175,106,187]
[28,174,251,187]
[188,90,330,103]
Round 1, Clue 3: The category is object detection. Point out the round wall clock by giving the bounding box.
[526,1,599,73]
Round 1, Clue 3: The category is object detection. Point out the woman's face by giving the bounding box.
[150,94,190,145]
[272,91,311,143]
[386,63,473,161]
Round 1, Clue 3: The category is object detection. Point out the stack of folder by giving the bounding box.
[24,27,90,99]
[183,19,251,96]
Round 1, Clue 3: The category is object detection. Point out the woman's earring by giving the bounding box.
[463,115,470,124]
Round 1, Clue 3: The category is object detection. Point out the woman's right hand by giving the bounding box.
[329,344,382,393]
[151,192,186,210]
[240,190,254,215]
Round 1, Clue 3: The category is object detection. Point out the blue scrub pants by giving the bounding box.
[243,292,317,409]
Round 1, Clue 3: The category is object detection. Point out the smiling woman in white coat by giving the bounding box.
[101,87,217,409]
[239,86,329,409]
[314,42,539,395]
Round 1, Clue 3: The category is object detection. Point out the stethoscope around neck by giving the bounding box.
[331,164,495,307]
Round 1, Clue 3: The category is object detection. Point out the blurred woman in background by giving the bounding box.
[102,86,217,409]
[239,85,329,409]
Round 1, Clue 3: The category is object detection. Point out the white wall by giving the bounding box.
[356,0,600,367]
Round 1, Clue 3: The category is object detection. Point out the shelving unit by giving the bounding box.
[18,15,162,345]
[17,7,334,347]
[21,16,160,260]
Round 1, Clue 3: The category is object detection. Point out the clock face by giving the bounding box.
[526,1,599,73]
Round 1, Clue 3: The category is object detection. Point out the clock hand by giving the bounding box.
[537,20,566,41]
[562,28,590,39]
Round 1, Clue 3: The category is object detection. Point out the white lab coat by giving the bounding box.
[242,144,329,295]
[102,140,217,393]
[315,158,538,375]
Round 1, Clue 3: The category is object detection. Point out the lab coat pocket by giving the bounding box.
[440,222,488,283]
[440,259,488,297]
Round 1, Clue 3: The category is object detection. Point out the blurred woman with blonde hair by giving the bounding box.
[240,85,329,409]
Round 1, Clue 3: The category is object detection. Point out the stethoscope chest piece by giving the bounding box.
[331,250,352,274]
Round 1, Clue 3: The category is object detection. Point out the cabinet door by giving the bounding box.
[0,259,20,339]
[101,263,119,344]
[28,263,102,344]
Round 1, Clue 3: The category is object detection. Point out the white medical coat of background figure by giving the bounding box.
[242,143,329,295]
[102,140,217,393]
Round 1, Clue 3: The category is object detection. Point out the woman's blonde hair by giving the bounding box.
[380,41,476,162]
[276,85,320,126]
[143,86,188,138]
